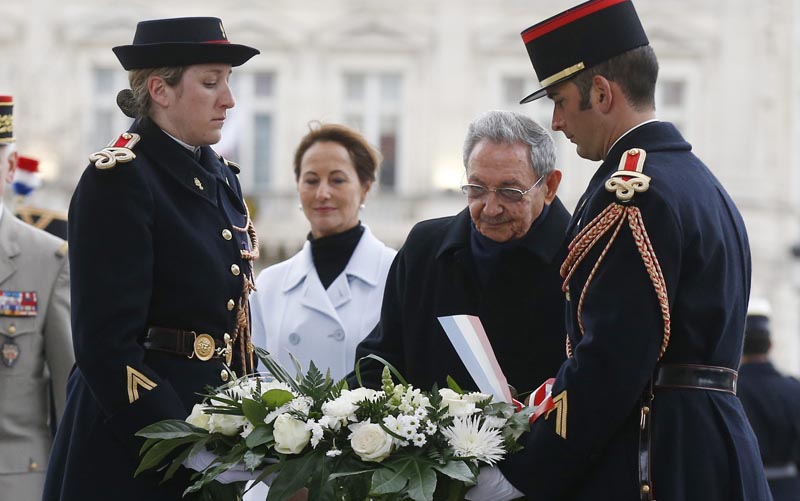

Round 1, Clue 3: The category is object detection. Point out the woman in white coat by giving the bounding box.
[250,123,396,381]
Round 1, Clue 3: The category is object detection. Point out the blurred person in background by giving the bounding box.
[249,123,396,380]
[0,95,72,501]
[351,110,568,401]
[738,298,800,501]
[12,155,68,240]
[43,17,260,500]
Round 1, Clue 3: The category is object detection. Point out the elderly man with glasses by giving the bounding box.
[350,110,569,402]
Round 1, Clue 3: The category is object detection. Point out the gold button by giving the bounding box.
[194,177,204,190]
[227,299,235,311]
[641,484,650,494]
[29,461,38,471]
[230,264,240,276]
[7,324,16,335]
[122,132,132,140]
[628,148,639,156]
[222,229,233,241]
[220,370,229,382]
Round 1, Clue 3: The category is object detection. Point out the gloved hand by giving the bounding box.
[183,449,276,484]
[465,466,525,501]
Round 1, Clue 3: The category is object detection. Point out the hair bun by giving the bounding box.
[116,89,137,119]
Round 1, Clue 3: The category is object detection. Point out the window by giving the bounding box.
[90,67,133,150]
[656,78,689,134]
[341,72,404,191]
[215,70,278,191]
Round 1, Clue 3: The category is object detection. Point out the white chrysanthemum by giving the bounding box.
[305,419,324,448]
[322,398,358,422]
[412,433,427,447]
[414,407,428,420]
[462,392,492,404]
[343,387,384,404]
[289,396,313,416]
[442,416,505,465]
[483,416,508,430]
[382,415,405,443]
[326,448,342,457]
[264,403,290,425]
[259,380,294,395]
[240,420,254,439]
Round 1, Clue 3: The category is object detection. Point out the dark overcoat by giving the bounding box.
[738,361,800,500]
[43,117,253,500]
[351,200,569,395]
[500,121,772,500]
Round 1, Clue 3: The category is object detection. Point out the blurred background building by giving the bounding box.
[1,0,799,374]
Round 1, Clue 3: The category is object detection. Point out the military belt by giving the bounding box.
[653,363,737,395]
[143,326,232,365]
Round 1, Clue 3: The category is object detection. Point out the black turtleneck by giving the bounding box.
[309,224,365,289]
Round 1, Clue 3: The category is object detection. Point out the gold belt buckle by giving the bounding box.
[193,333,215,361]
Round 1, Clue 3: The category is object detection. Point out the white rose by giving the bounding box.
[273,414,311,454]
[260,380,294,395]
[186,404,210,431]
[349,422,394,462]
[208,412,248,436]
[438,390,477,418]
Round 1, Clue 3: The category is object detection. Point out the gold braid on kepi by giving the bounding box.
[231,200,260,375]
[560,148,671,360]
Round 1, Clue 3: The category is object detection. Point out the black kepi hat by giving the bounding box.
[0,95,13,144]
[113,17,259,70]
[519,0,648,104]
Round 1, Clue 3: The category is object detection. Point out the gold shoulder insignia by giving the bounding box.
[89,132,141,170]
[605,147,651,202]
[56,241,68,257]
[545,390,568,439]
[126,365,157,404]
[223,157,240,174]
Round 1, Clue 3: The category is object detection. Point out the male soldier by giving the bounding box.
[469,1,772,500]
[0,95,72,501]
[738,299,800,500]
[13,155,69,240]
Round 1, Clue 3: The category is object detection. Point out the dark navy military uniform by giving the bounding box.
[739,361,800,500]
[500,121,772,500]
[43,117,255,500]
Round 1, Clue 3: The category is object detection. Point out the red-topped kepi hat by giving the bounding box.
[519,0,649,103]
[0,95,13,143]
[113,17,259,70]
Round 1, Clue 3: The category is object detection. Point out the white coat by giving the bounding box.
[250,226,396,381]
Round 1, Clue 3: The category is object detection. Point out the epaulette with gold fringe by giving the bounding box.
[89,132,140,170]
[560,147,671,360]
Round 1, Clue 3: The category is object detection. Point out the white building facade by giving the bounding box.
[1,0,799,373]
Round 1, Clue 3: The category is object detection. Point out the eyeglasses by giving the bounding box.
[460,175,545,203]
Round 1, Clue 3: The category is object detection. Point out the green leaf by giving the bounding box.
[245,425,274,448]
[432,460,477,485]
[134,436,198,477]
[307,455,336,501]
[405,462,437,501]
[370,466,410,495]
[255,347,303,393]
[262,388,295,409]
[445,376,464,394]
[242,397,268,424]
[354,353,408,388]
[136,419,208,440]
[266,453,321,501]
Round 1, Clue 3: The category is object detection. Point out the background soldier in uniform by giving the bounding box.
[0,95,72,501]
[470,1,772,499]
[738,299,800,501]
[43,18,260,500]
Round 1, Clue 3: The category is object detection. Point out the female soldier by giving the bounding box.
[43,17,259,500]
